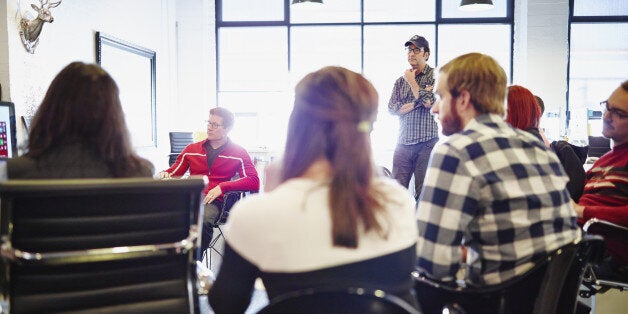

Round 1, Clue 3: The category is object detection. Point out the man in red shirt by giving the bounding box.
[573,80,628,275]
[160,107,259,253]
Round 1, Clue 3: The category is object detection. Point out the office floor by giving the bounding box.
[593,289,627,313]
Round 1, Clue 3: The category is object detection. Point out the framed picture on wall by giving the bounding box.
[95,32,157,148]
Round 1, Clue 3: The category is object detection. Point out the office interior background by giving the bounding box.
[0,0,626,172]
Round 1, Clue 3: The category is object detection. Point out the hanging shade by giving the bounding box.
[292,0,323,4]
[459,0,494,11]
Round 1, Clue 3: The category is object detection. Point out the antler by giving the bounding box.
[40,0,62,8]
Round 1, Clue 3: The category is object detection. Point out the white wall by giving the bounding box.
[0,0,217,171]
[175,0,216,133]
[513,0,570,136]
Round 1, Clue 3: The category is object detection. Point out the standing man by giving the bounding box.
[388,35,438,200]
[573,80,628,274]
[159,107,259,254]
[415,53,580,312]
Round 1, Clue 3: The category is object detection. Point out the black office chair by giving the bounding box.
[204,190,249,268]
[258,287,422,314]
[587,136,611,158]
[381,166,392,178]
[580,218,628,297]
[169,131,194,166]
[414,236,605,314]
[0,178,205,314]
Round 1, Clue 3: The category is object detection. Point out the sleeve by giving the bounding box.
[416,70,435,108]
[219,148,260,193]
[208,243,260,314]
[416,144,478,282]
[162,144,192,177]
[388,78,405,115]
[556,145,586,202]
[582,204,628,227]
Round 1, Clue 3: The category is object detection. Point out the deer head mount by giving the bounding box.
[19,0,62,54]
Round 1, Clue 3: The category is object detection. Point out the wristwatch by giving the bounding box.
[413,98,421,108]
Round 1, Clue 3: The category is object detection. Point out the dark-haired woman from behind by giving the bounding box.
[208,66,418,313]
[506,85,585,201]
[8,62,153,178]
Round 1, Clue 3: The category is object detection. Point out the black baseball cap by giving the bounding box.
[404,35,430,52]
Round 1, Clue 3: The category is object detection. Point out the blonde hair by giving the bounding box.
[440,53,507,116]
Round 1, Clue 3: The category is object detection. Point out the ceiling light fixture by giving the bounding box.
[292,0,323,4]
[459,0,494,11]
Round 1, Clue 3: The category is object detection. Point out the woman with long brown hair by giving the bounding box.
[8,62,153,178]
[209,66,418,312]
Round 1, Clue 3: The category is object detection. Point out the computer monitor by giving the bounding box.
[0,102,18,158]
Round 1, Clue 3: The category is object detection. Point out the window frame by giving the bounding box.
[215,0,515,151]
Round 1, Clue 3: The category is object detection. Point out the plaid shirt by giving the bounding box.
[416,114,580,285]
[388,65,438,145]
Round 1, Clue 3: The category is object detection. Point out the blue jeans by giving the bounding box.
[392,138,438,200]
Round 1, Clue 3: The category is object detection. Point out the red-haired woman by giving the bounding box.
[506,85,585,201]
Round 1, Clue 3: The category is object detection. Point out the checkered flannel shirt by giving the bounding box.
[388,65,438,145]
[416,114,580,285]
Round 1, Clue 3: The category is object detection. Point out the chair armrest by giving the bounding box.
[583,218,628,242]
[1,230,198,265]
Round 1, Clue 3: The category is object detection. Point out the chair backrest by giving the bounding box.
[169,132,194,166]
[213,191,246,225]
[512,238,606,314]
[258,287,422,314]
[170,132,194,154]
[0,178,205,314]
[414,239,599,314]
[588,136,611,158]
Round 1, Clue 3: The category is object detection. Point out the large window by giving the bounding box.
[216,0,514,166]
[568,0,628,143]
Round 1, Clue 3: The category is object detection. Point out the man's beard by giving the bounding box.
[441,104,463,136]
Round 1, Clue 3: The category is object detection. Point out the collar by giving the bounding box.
[203,138,230,151]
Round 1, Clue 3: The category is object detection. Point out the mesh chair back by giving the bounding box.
[0,178,205,314]
[169,132,194,166]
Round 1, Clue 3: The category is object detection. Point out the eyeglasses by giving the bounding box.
[406,47,425,54]
[206,121,224,129]
[600,101,628,120]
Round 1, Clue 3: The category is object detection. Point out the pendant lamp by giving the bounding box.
[292,0,323,4]
[459,0,494,11]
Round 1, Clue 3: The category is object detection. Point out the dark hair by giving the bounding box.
[506,85,541,130]
[210,107,235,129]
[534,95,545,115]
[27,62,151,177]
[281,66,385,248]
[622,80,628,91]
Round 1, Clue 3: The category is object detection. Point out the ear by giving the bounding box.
[455,90,478,120]
[31,4,40,11]
[456,90,472,110]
